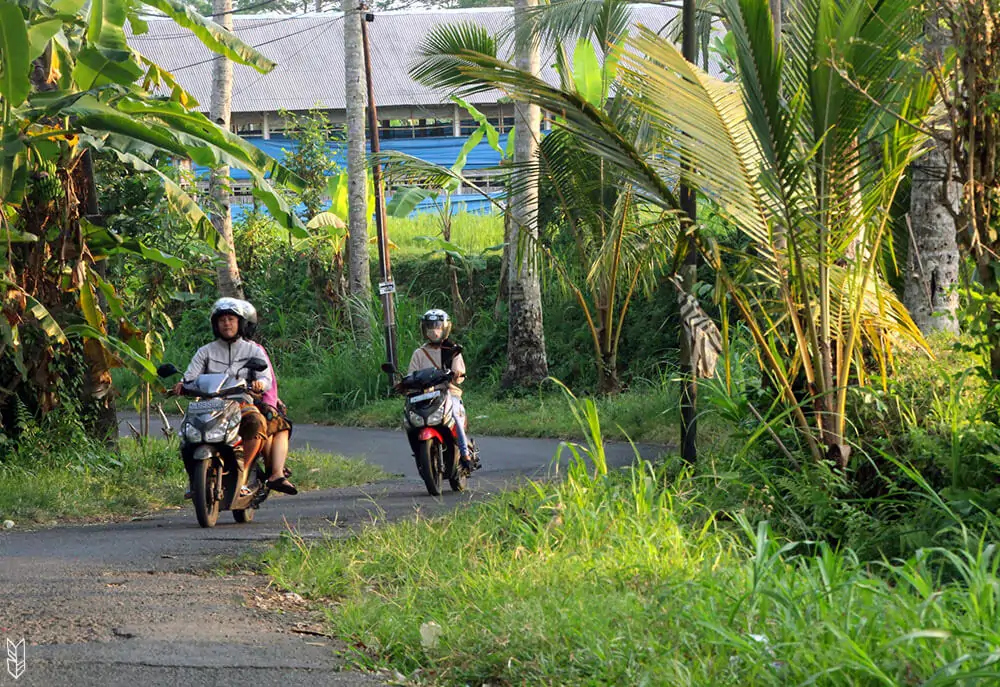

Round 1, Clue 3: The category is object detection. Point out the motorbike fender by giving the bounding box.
[191,445,214,462]
[416,427,445,444]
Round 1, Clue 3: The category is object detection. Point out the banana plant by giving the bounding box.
[0,0,306,425]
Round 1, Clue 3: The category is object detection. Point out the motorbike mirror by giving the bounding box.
[244,358,268,373]
[381,363,395,374]
[156,363,180,378]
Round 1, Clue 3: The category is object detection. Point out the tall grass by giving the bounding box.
[387,212,504,257]
[263,390,1000,685]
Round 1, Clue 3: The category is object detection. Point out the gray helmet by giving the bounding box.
[210,297,249,340]
[420,308,451,344]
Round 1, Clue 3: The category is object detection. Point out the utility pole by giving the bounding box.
[679,0,699,464]
[210,0,243,299]
[343,0,372,339]
[361,8,398,383]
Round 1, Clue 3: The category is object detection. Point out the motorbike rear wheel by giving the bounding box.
[417,439,443,496]
[191,458,220,528]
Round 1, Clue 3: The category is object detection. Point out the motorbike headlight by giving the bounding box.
[408,410,424,427]
[427,406,445,426]
[183,423,202,443]
[204,426,226,443]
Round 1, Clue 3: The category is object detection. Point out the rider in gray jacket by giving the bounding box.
[182,337,274,390]
[175,298,271,497]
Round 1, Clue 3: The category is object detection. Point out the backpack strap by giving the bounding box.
[420,346,441,370]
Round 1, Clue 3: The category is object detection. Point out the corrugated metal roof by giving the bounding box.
[127,4,712,114]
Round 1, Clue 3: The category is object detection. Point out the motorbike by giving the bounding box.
[157,359,271,528]
[383,363,472,496]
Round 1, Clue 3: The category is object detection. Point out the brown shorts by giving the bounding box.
[238,403,268,442]
[258,403,293,437]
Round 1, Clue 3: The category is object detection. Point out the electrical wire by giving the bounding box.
[231,14,343,97]
[205,0,281,17]
[168,16,341,72]
[138,9,326,41]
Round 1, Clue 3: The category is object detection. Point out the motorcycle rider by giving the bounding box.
[174,298,271,496]
[240,301,297,495]
[406,309,479,471]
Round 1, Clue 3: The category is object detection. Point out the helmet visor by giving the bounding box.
[422,322,446,343]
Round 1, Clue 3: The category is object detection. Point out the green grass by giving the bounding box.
[0,436,389,526]
[387,212,504,258]
[334,383,741,447]
[262,394,1000,685]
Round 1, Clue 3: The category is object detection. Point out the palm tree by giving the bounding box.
[407,20,677,393]
[408,0,935,466]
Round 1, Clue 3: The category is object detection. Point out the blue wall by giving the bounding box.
[207,134,507,216]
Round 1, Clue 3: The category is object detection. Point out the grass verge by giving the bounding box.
[261,393,1000,685]
[0,437,389,527]
[335,387,686,445]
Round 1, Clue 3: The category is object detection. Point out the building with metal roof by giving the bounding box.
[128,4,710,139]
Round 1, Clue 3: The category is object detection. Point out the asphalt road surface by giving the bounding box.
[0,417,666,687]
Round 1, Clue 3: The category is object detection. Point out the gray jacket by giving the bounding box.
[183,338,273,392]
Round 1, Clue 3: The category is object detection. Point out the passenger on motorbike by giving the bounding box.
[406,309,478,471]
[240,301,297,495]
[174,298,271,497]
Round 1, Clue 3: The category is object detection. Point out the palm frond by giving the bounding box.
[513,0,633,55]
[619,27,770,248]
[410,22,500,94]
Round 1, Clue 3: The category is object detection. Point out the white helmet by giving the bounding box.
[240,300,258,339]
[420,309,451,344]
[210,297,249,340]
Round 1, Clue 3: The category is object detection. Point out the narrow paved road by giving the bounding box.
[0,418,665,687]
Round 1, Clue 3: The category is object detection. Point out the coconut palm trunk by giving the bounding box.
[209,0,243,299]
[903,17,959,335]
[344,0,372,339]
[502,0,549,389]
[905,139,960,334]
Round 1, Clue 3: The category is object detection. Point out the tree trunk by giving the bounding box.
[769,0,781,45]
[904,16,960,335]
[210,0,243,299]
[344,0,372,339]
[904,139,960,334]
[679,0,699,463]
[502,0,548,389]
[442,217,469,324]
[598,348,619,395]
[494,204,512,320]
[78,151,119,446]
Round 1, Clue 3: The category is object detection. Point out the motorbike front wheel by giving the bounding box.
[232,508,254,523]
[447,447,467,493]
[191,458,221,528]
[417,439,443,496]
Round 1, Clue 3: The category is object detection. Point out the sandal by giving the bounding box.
[267,477,298,495]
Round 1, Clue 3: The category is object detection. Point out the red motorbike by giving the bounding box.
[384,364,469,496]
